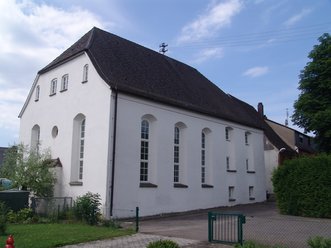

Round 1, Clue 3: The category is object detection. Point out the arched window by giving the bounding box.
[139,114,157,186]
[31,124,40,153]
[225,126,233,141]
[61,74,69,91]
[174,126,180,183]
[35,85,40,101]
[140,120,149,182]
[82,64,88,83]
[201,132,206,184]
[245,131,251,145]
[201,128,212,186]
[79,118,86,180]
[70,114,86,183]
[50,78,57,95]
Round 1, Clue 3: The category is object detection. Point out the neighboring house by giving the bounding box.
[0,147,8,168]
[265,119,316,155]
[257,102,316,194]
[19,27,266,218]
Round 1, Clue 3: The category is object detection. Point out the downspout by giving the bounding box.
[110,89,118,217]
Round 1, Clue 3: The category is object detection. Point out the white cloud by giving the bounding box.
[193,47,224,64]
[243,66,269,77]
[177,0,243,43]
[284,8,312,27]
[0,88,29,132]
[0,0,110,142]
[0,88,28,103]
[0,0,107,65]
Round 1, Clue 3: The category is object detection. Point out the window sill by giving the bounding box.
[49,93,56,97]
[249,197,255,201]
[229,198,236,202]
[202,184,214,188]
[69,181,83,186]
[60,89,68,93]
[174,183,188,188]
[82,80,88,84]
[227,169,237,173]
[247,171,256,174]
[139,182,158,188]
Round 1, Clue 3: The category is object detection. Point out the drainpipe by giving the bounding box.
[110,89,118,217]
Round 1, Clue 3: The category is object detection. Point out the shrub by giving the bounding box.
[147,240,180,248]
[272,154,331,218]
[235,241,287,248]
[7,208,34,224]
[73,192,101,225]
[0,201,8,235]
[308,236,331,248]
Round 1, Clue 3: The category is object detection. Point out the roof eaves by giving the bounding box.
[18,74,40,118]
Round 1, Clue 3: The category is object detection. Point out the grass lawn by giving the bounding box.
[0,223,135,248]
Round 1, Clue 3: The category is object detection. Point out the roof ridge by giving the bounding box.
[85,27,97,50]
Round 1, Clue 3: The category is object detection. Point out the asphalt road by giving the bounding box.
[140,201,331,248]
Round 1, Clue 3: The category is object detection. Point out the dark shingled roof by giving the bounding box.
[39,27,264,130]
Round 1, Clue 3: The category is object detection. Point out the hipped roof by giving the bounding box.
[39,27,263,130]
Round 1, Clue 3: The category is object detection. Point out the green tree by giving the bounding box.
[292,33,331,152]
[0,144,57,197]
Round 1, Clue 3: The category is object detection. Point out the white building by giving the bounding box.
[256,103,293,194]
[19,27,266,218]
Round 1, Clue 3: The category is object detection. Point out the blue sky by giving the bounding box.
[0,0,330,147]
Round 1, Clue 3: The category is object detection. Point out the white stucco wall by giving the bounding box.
[20,55,266,218]
[112,94,266,217]
[19,53,112,214]
[264,144,279,194]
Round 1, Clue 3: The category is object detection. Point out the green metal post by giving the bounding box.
[208,212,213,242]
[135,206,139,232]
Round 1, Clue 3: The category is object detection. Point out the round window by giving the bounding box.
[52,126,58,138]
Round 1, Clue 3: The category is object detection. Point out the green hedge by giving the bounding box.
[272,154,331,218]
[146,240,180,248]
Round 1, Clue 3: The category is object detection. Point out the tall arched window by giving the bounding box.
[201,128,212,187]
[174,126,180,183]
[201,132,206,184]
[173,122,187,187]
[140,120,149,182]
[82,64,88,83]
[79,118,86,180]
[70,114,86,184]
[31,124,40,153]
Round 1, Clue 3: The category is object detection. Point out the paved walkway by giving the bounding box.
[61,201,331,247]
[60,233,230,248]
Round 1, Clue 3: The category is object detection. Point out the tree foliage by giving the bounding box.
[0,144,56,197]
[292,33,331,152]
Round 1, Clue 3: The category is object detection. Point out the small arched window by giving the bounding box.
[61,74,69,91]
[50,78,57,95]
[82,64,88,83]
[35,85,40,101]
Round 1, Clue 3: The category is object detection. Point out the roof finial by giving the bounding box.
[285,108,289,126]
[159,42,168,55]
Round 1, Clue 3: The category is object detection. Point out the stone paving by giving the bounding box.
[60,233,219,248]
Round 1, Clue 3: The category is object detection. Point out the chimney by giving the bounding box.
[257,102,264,118]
